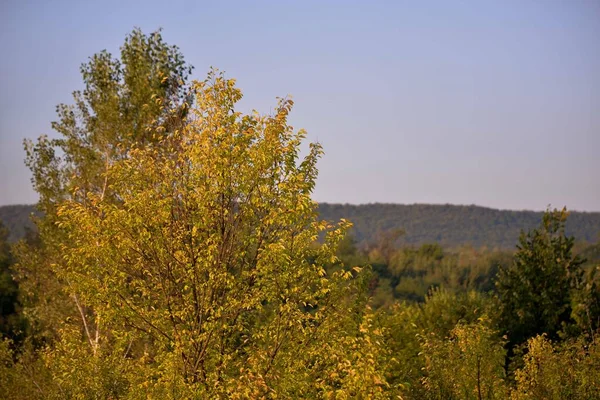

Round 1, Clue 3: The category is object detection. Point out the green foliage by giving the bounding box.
[0,339,53,400]
[358,237,512,306]
[418,288,494,338]
[12,228,72,343]
[0,222,26,343]
[376,283,599,399]
[16,28,193,345]
[496,208,585,347]
[379,289,501,398]
[512,335,600,399]
[571,264,600,336]
[378,302,423,397]
[572,240,600,336]
[24,28,192,213]
[421,320,507,399]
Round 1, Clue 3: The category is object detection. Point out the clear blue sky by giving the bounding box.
[1,0,598,211]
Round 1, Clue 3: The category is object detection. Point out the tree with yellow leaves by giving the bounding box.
[6,60,389,397]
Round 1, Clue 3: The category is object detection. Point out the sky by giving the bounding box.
[0,0,598,211]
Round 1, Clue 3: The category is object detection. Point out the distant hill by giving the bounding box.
[1,203,599,248]
[0,204,38,242]
[318,203,600,249]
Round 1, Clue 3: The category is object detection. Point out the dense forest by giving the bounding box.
[1,29,599,399]
[3,203,600,248]
[319,203,600,248]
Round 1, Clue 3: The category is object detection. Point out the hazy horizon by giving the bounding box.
[1,1,599,211]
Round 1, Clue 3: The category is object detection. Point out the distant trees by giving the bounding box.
[318,203,600,249]
[345,236,512,306]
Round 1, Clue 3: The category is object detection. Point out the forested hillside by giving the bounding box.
[319,203,600,248]
[0,205,37,242]
[3,203,600,248]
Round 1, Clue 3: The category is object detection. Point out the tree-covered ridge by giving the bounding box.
[319,202,600,248]
[0,205,38,242]
[3,202,600,247]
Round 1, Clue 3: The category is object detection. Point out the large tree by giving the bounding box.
[15,28,193,340]
[9,29,388,397]
[25,28,192,211]
[46,71,386,397]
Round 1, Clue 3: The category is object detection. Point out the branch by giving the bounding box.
[73,294,97,355]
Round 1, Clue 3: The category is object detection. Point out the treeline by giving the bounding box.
[319,202,600,248]
[4,202,600,248]
[1,29,599,398]
[335,228,600,308]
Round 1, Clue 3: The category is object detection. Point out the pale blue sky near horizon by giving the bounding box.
[0,0,598,211]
